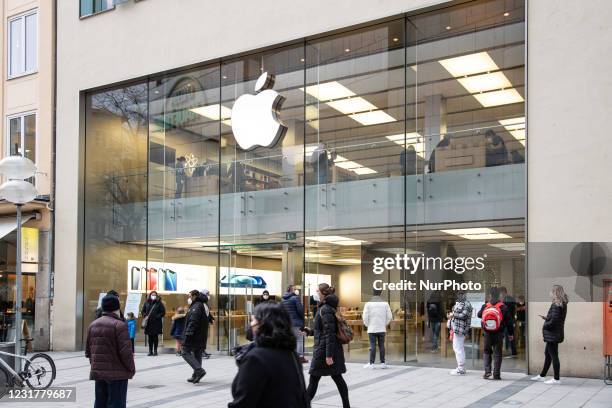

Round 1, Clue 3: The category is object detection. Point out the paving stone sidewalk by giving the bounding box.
[1,352,610,407]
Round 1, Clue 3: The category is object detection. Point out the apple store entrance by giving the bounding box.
[83,0,526,371]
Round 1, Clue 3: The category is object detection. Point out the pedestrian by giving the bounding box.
[282,284,307,363]
[362,288,392,369]
[447,292,472,375]
[200,288,214,359]
[95,289,123,320]
[302,283,350,408]
[85,294,135,408]
[500,287,517,357]
[125,312,136,353]
[516,295,526,348]
[478,287,514,380]
[255,290,272,306]
[182,290,208,384]
[426,294,443,352]
[228,303,309,407]
[141,291,165,356]
[531,285,568,385]
[171,307,186,356]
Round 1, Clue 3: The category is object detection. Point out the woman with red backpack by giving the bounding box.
[477,287,515,380]
[302,283,350,408]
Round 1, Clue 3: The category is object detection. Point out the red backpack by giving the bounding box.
[481,302,504,332]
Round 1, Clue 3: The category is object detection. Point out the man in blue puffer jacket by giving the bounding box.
[281,285,307,363]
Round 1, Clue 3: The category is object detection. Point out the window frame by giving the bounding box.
[7,8,38,80]
[6,111,38,167]
[79,0,115,19]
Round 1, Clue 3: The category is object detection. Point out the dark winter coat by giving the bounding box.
[542,303,567,343]
[170,313,186,340]
[282,292,305,328]
[85,313,135,381]
[229,345,309,407]
[426,301,443,323]
[182,294,209,348]
[141,298,166,336]
[309,294,346,376]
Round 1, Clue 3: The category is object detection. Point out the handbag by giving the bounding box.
[141,302,158,329]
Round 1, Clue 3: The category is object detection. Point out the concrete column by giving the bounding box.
[424,94,447,162]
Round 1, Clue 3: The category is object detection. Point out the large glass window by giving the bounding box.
[82,0,525,368]
[8,10,37,78]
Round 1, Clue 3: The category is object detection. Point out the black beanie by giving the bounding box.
[101,294,120,313]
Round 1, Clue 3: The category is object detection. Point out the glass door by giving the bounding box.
[217,243,302,354]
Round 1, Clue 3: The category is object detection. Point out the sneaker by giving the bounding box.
[363,363,374,369]
[379,363,388,369]
[450,369,466,376]
[493,376,502,381]
[483,372,492,379]
[530,375,546,382]
[544,379,561,385]
[147,352,153,356]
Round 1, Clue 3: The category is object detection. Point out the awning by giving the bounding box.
[0,214,35,240]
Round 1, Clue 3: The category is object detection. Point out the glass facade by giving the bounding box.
[83,0,526,369]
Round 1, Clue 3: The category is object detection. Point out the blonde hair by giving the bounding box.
[550,285,569,306]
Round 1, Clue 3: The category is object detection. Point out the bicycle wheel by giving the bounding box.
[0,368,10,399]
[23,353,56,390]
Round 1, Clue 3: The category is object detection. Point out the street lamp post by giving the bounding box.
[0,156,38,372]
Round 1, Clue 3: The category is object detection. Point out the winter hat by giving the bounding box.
[102,294,121,312]
[200,288,210,296]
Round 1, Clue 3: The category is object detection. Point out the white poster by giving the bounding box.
[127,260,216,295]
[218,267,282,296]
[304,273,332,297]
[124,292,143,318]
[467,292,485,328]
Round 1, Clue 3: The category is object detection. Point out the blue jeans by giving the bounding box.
[94,379,128,408]
[369,333,386,364]
[430,321,441,349]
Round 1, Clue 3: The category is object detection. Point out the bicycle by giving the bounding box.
[0,339,56,398]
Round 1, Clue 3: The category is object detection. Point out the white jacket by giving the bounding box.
[363,297,393,333]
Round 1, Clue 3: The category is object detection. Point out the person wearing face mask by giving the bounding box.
[86,294,135,408]
[256,290,272,306]
[141,291,165,356]
[229,303,309,407]
[181,290,208,384]
[282,285,307,363]
[302,283,350,408]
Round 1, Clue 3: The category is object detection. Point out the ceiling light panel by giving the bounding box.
[440,227,512,240]
[349,110,396,125]
[439,52,499,77]
[302,82,354,101]
[458,72,512,93]
[473,89,524,107]
[190,104,231,120]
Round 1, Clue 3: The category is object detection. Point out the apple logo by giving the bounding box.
[231,72,287,150]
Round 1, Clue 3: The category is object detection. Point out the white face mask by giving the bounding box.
[187,298,193,305]
[294,289,300,296]
[263,295,269,300]
[150,295,157,301]
[312,292,320,302]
